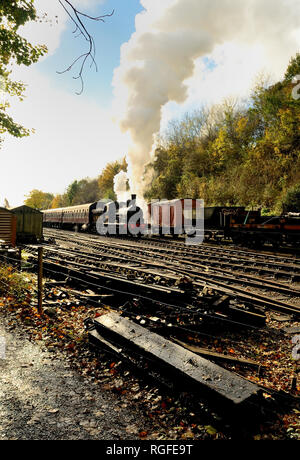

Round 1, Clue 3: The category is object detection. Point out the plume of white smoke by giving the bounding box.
[113,170,149,219]
[113,0,300,196]
[113,171,130,203]
[113,170,149,222]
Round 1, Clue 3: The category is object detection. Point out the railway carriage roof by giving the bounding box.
[42,203,96,213]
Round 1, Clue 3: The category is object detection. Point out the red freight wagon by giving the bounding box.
[148,199,199,235]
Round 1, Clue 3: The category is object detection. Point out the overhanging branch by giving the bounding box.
[57,0,114,95]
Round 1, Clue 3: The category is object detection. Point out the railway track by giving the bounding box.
[34,246,300,319]
[27,228,300,319]
[13,228,299,426]
[44,229,300,274]
[43,229,300,285]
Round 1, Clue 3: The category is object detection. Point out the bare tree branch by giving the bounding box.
[57,1,114,95]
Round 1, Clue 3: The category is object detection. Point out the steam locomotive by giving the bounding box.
[42,197,300,247]
[43,195,147,236]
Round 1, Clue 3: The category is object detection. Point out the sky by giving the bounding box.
[0,0,300,206]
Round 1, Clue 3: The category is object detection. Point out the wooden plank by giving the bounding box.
[93,312,259,405]
[171,337,260,368]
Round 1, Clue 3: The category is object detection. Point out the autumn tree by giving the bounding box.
[51,194,69,209]
[49,165,127,210]
[98,158,127,200]
[144,55,300,213]
[24,190,54,210]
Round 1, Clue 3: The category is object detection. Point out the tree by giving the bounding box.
[0,1,47,141]
[0,0,113,146]
[98,158,127,200]
[285,53,300,81]
[282,185,300,212]
[66,180,81,205]
[68,178,100,205]
[144,56,300,211]
[24,190,54,210]
[51,194,69,209]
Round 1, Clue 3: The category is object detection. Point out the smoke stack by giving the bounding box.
[127,194,137,207]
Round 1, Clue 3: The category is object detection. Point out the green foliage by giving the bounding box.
[285,53,300,81]
[282,184,300,212]
[66,180,81,206]
[0,0,47,140]
[65,178,101,206]
[52,158,128,208]
[145,55,300,213]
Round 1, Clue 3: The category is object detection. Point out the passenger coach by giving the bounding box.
[43,202,98,231]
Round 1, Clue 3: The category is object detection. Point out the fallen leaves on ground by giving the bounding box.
[0,281,299,440]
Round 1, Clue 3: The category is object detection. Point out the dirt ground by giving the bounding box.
[0,317,155,440]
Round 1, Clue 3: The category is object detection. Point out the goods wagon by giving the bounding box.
[147,201,245,238]
[148,199,198,235]
[229,209,300,247]
[0,208,16,247]
[11,206,43,243]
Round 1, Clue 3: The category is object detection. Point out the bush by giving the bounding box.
[0,265,31,303]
